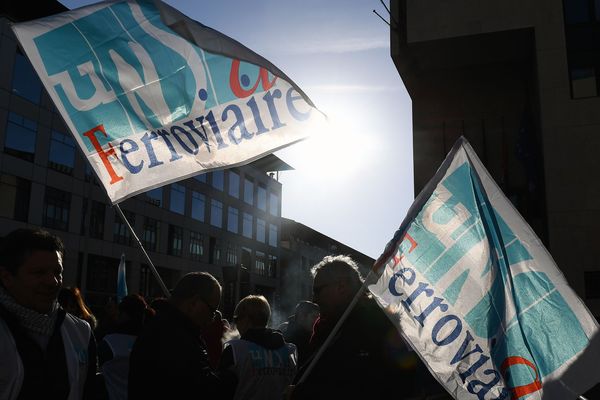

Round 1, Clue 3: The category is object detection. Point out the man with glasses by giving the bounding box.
[289,255,422,399]
[129,272,228,399]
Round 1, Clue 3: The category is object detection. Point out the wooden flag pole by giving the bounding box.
[114,204,170,298]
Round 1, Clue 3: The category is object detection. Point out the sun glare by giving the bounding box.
[283,107,375,182]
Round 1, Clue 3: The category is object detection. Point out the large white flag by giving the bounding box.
[368,137,599,399]
[12,0,324,204]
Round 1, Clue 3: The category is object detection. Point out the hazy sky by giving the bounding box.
[60,0,415,259]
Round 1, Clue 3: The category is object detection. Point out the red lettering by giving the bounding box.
[374,232,418,271]
[501,356,542,399]
[394,232,418,267]
[82,125,123,184]
[229,59,277,98]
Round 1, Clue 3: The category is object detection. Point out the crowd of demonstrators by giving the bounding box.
[219,295,297,400]
[0,228,97,400]
[0,227,450,400]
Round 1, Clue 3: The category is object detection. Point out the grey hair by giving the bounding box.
[310,255,363,290]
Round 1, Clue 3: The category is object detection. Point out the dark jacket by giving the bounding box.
[128,302,220,400]
[283,321,312,366]
[292,296,417,399]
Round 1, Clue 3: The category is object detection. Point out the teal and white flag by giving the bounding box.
[117,253,128,303]
[12,0,324,204]
[369,137,599,399]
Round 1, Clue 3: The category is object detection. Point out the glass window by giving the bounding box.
[169,183,185,215]
[209,236,221,264]
[227,206,239,233]
[168,225,183,256]
[48,131,76,174]
[90,201,105,239]
[212,170,224,191]
[189,231,204,260]
[242,212,253,238]
[85,254,119,302]
[140,265,176,299]
[269,224,278,247]
[241,247,252,268]
[11,52,42,103]
[194,173,207,183]
[210,199,223,228]
[142,217,160,252]
[226,243,238,265]
[228,171,240,198]
[43,187,71,231]
[255,251,266,276]
[268,255,278,278]
[244,178,254,205]
[257,185,267,211]
[114,210,135,246]
[5,112,37,162]
[257,218,266,243]
[0,174,30,222]
[191,191,205,221]
[269,192,279,216]
[146,187,163,207]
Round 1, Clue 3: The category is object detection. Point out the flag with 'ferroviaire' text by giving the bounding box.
[12,0,325,204]
[368,137,599,400]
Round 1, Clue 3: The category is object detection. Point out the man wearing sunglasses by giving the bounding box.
[290,255,420,399]
[129,271,226,399]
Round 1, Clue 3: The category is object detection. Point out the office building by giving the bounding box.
[391,0,600,316]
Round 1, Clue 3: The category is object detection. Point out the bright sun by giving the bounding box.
[279,104,375,182]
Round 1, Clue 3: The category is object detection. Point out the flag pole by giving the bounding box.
[296,270,376,384]
[114,204,170,298]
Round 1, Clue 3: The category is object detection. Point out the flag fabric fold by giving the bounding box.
[368,137,599,400]
[117,253,128,303]
[12,0,325,204]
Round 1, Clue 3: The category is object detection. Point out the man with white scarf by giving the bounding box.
[0,228,97,400]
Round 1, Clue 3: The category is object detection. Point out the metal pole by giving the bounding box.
[114,204,170,298]
[296,270,375,384]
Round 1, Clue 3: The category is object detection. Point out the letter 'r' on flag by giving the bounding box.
[12,0,325,204]
[368,137,600,400]
[117,253,128,304]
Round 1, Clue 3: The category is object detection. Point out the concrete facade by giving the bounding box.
[391,0,600,316]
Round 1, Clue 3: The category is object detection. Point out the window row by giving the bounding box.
[83,249,278,309]
[2,111,281,218]
[171,171,280,216]
[0,179,279,248]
